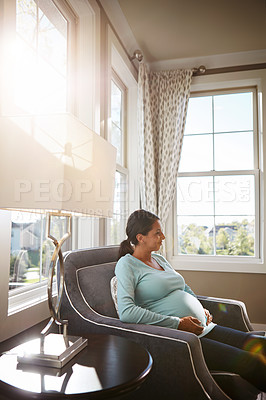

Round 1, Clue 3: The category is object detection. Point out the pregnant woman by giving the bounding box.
[115,209,266,392]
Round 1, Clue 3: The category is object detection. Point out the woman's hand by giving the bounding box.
[178,316,204,335]
[204,309,213,325]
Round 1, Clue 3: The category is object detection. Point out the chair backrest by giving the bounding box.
[62,246,119,319]
[77,262,118,318]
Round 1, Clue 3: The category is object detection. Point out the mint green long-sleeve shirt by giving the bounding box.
[115,253,215,338]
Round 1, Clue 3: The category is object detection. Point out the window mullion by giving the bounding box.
[253,89,259,170]
[212,92,216,256]
[178,170,257,178]
[116,163,128,175]
[255,170,260,258]
[213,176,216,256]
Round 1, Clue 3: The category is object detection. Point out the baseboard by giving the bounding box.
[252,323,266,332]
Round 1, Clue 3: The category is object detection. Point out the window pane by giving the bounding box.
[215,216,255,256]
[108,214,127,246]
[10,212,43,290]
[177,177,214,216]
[177,216,214,255]
[214,92,253,133]
[16,0,37,46]
[111,80,124,164]
[214,132,254,171]
[76,216,99,249]
[111,81,122,127]
[38,5,67,113]
[9,212,69,292]
[184,96,212,135]
[14,37,37,112]
[15,0,68,113]
[179,134,213,172]
[107,172,128,245]
[111,123,122,165]
[113,172,127,210]
[215,175,255,216]
[38,7,67,75]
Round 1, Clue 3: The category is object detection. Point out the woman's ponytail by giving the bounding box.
[117,209,159,261]
[118,238,134,260]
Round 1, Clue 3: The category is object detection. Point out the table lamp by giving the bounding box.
[0,113,116,368]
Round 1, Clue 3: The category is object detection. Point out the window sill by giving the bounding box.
[167,254,266,274]
[8,281,56,316]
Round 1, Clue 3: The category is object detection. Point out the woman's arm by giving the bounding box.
[115,261,180,329]
[184,284,197,297]
[115,258,205,335]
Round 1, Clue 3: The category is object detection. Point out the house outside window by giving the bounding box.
[175,88,259,259]
[9,212,68,289]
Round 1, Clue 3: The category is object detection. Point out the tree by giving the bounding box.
[180,224,213,255]
[216,228,230,253]
[234,225,254,256]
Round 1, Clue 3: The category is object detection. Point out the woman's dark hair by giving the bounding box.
[118,209,159,260]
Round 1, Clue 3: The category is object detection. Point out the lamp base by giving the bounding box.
[17,333,88,369]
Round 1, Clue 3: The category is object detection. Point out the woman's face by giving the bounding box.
[141,220,165,251]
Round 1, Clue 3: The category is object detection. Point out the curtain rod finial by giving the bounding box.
[131,49,143,62]
[193,65,206,74]
[198,65,206,74]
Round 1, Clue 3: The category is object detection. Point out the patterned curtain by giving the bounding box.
[138,63,193,228]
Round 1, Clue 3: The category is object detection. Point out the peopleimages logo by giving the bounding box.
[14,179,111,203]
[177,178,252,203]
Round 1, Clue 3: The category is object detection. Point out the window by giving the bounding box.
[106,73,128,245]
[4,0,76,313]
[9,213,69,290]
[0,0,103,340]
[175,88,259,259]
[9,212,70,313]
[15,0,67,113]
[5,0,71,115]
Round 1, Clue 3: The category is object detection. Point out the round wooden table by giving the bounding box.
[0,334,152,399]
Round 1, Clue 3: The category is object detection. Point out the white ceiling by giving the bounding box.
[116,0,266,63]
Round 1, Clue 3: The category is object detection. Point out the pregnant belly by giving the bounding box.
[153,290,207,327]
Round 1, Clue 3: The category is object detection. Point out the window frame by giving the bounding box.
[166,83,265,273]
[106,70,129,245]
[110,69,128,168]
[8,212,71,315]
[6,0,76,314]
[104,25,139,245]
[0,0,101,342]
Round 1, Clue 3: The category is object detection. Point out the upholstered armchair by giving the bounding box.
[59,246,265,400]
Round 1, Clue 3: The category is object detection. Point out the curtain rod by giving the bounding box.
[93,4,266,77]
[192,63,266,76]
[131,50,266,76]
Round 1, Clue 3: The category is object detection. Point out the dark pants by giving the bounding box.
[200,325,266,392]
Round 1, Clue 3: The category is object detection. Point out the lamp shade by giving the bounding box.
[0,114,116,217]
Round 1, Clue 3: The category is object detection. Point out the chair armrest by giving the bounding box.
[79,315,230,400]
[63,288,229,400]
[197,295,253,332]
